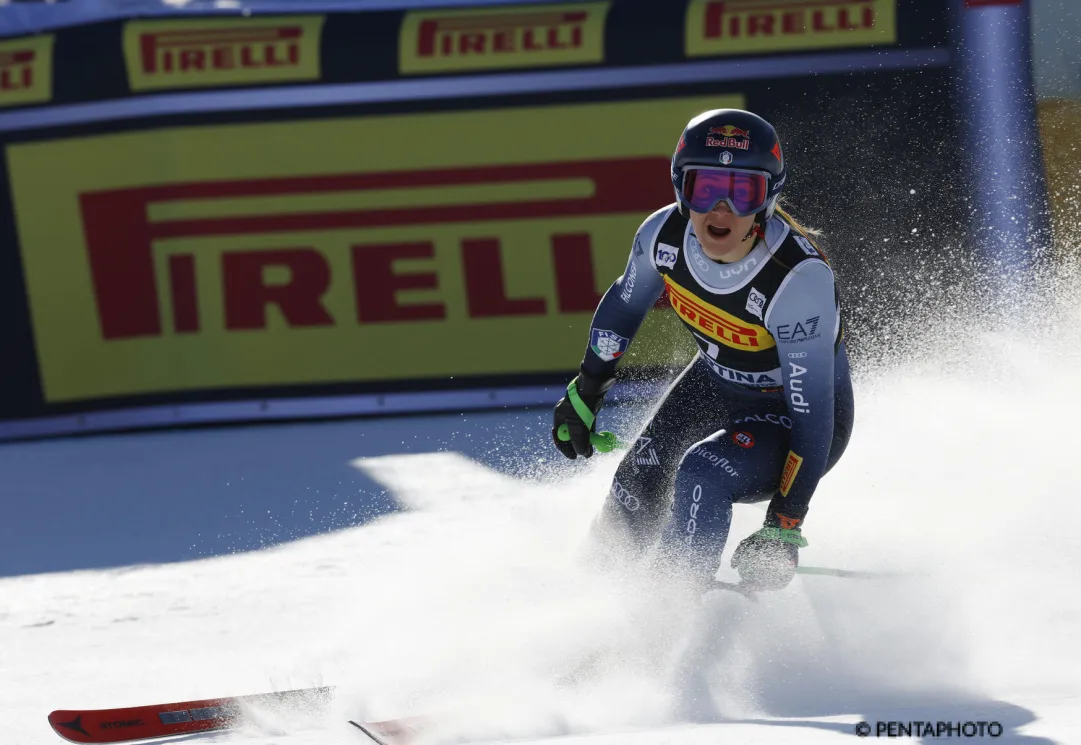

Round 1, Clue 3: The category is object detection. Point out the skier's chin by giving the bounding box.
[700,234,740,261]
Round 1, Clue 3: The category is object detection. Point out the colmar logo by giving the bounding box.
[779,450,803,496]
[734,412,792,429]
[686,0,897,58]
[401,2,610,74]
[124,18,323,91]
[665,277,774,351]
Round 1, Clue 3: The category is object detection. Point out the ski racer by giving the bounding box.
[552,109,854,592]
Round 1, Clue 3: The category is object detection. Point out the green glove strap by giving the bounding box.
[555,425,623,453]
[557,378,625,453]
[565,378,597,430]
[753,526,809,548]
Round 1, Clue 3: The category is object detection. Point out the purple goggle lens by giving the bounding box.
[681,168,769,217]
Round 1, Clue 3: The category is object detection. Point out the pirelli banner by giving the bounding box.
[0,0,956,434]
[6,97,738,408]
[0,0,943,109]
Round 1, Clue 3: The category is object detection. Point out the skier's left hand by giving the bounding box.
[731,527,808,591]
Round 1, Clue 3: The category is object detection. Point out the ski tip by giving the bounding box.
[349,720,389,745]
[48,711,94,743]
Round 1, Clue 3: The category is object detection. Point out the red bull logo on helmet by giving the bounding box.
[709,125,750,138]
[706,124,751,150]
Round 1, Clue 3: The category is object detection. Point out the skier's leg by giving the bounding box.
[655,419,790,587]
[583,357,732,566]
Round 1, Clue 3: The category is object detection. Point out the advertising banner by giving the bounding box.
[399,2,610,75]
[123,16,325,92]
[685,0,897,58]
[7,94,738,403]
[0,34,53,108]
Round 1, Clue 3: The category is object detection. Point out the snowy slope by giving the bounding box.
[3,299,1080,744]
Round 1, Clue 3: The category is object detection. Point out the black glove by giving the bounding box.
[552,371,615,459]
[730,527,808,591]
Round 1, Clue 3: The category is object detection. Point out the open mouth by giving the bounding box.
[707,223,731,239]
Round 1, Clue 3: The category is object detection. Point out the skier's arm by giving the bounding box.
[552,211,668,459]
[579,216,668,380]
[762,260,840,528]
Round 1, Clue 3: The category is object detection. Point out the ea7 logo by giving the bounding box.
[776,316,820,342]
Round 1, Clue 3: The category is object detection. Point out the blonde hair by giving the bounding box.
[775,203,822,240]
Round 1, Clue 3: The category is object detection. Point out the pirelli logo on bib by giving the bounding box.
[664,277,773,351]
[686,0,896,58]
[124,16,324,91]
[399,2,610,75]
[0,35,53,108]
[779,450,803,496]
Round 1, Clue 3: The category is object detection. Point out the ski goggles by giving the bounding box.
[679,166,771,217]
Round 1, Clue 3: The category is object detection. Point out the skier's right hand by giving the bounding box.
[552,371,615,459]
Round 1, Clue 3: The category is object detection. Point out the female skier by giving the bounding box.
[552,109,854,592]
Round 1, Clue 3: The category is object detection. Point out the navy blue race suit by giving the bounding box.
[575,204,854,586]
